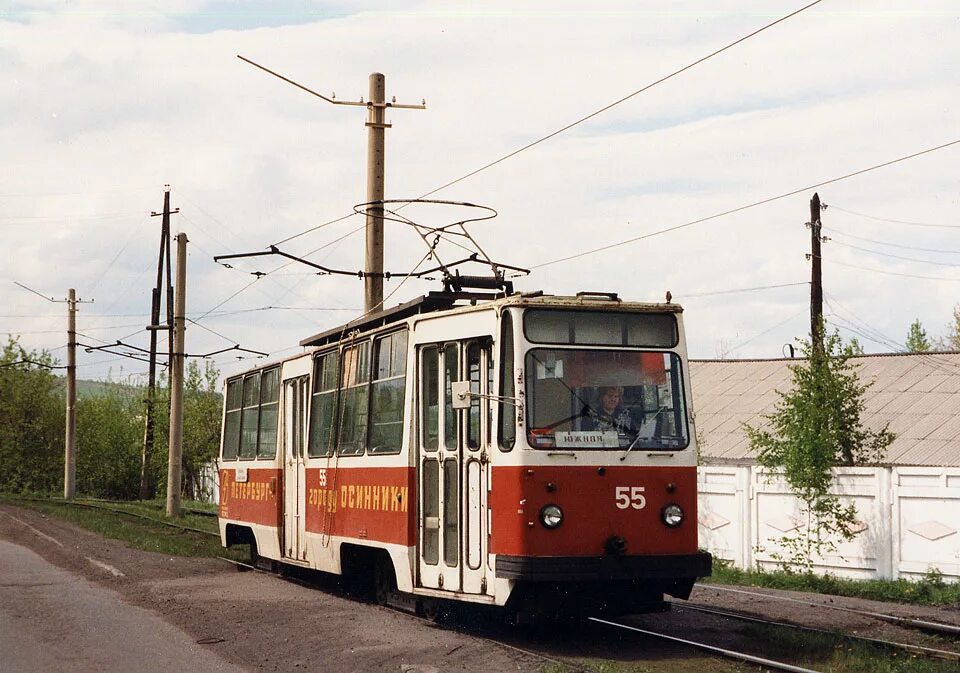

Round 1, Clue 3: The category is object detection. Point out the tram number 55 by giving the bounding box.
[615,486,646,510]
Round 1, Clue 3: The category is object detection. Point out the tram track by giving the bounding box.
[590,616,823,673]
[702,584,960,637]
[675,601,960,663]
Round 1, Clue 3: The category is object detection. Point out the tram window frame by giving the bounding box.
[420,345,440,452]
[337,340,371,456]
[257,367,280,459]
[523,348,691,451]
[222,377,242,461]
[308,350,340,458]
[443,344,459,451]
[498,312,516,451]
[368,330,408,455]
[523,309,678,348]
[466,342,482,450]
[238,372,261,460]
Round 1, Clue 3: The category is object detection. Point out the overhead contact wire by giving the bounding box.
[413,0,826,202]
[532,137,960,270]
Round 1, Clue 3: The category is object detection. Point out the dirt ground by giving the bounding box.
[3,502,959,673]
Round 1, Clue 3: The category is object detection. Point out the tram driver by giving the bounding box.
[582,386,637,436]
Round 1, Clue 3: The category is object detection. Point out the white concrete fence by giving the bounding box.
[698,465,960,581]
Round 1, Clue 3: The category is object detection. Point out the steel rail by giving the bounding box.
[589,617,822,673]
[703,585,960,637]
[677,602,960,662]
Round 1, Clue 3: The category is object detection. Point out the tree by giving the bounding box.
[847,337,865,356]
[0,338,64,493]
[905,319,931,352]
[744,326,894,571]
[152,360,222,501]
[938,305,960,351]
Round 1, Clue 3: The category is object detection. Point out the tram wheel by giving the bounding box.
[418,598,446,623]
[373,558,396,606]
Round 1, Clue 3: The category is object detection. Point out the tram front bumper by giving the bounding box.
[495,551,712,583]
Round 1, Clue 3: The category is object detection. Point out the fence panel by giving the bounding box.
[892,468,960,580]
[697,465,750,568]
[749,467,889,579]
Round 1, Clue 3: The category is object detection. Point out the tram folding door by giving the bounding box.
[417,341,491,595]
[282,376,309,561]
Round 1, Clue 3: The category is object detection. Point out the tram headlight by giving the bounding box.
[662,504,684,528]
[539,504,563,529]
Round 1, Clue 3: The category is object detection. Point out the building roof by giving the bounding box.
[690,352,960,467]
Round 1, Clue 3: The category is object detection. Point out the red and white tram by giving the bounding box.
[218,290,711,618]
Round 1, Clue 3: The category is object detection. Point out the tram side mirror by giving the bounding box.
[451,380,472,409]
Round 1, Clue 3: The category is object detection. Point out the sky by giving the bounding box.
[3,0,959,386]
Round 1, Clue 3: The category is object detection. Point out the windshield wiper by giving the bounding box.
[619,407,666,461]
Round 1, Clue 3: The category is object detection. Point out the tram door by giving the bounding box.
[417,341,491,595]
[282,376,309,561]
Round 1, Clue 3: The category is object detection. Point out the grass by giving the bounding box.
[706,560,960,607]
[1,493,248,561]
[741,623,959,673]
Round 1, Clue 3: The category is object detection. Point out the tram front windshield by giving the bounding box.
[525,349,689,450]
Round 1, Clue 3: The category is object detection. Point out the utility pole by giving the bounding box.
[64,288,77,499]
[235,58,426,312]
[12,282,92,499]
[142,186,178,499]
[365,73,387,313]
[807,192,825,352]
[166,233,188,518]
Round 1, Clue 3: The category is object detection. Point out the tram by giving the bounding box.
[217,290,711,619]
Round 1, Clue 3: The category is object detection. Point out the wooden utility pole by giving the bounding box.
[166,232,188,517]
[64,288,77,499]
[364,73,387,313]
[808,192,824,351]
[142,186,178,499]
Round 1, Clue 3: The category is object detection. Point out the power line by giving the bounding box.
[269,0,823,248]
[675,281,808,300]
[830,240,960,268]
[824,227,960,255]
[825,204,960,229]
[727,308,807,355]
[531,137,960,270]
[412,0,825,202]
[828,258,960,282]
[273,212,359,248]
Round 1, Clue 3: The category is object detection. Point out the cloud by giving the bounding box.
[3,0,960,385]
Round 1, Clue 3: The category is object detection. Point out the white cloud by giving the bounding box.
[3,0,960,385]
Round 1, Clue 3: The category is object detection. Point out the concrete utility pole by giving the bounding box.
[808,192,825,351]
[235,58,426,310]
[166,233,188,518]
[364,73,387,313]
[64,288,77,499]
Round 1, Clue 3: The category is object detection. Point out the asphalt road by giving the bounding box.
[0,538,247,673]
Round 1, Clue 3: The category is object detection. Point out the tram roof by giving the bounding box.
[300,290,682,348]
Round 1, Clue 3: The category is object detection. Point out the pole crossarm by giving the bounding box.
[236,55,426,110]
[186,344,268,359]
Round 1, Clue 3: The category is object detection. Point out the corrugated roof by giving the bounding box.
[691,352,960,468]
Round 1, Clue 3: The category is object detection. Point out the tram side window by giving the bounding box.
[222,378,242,460]
[308,351,339,457]
[443,344,459,450]
[239,373,260,459]
[257,367,280,459]
[369,331,407,455]
[498,313,516,450]
[421,346,439,451]
[466,343,481,450]
[338,341,370,456]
